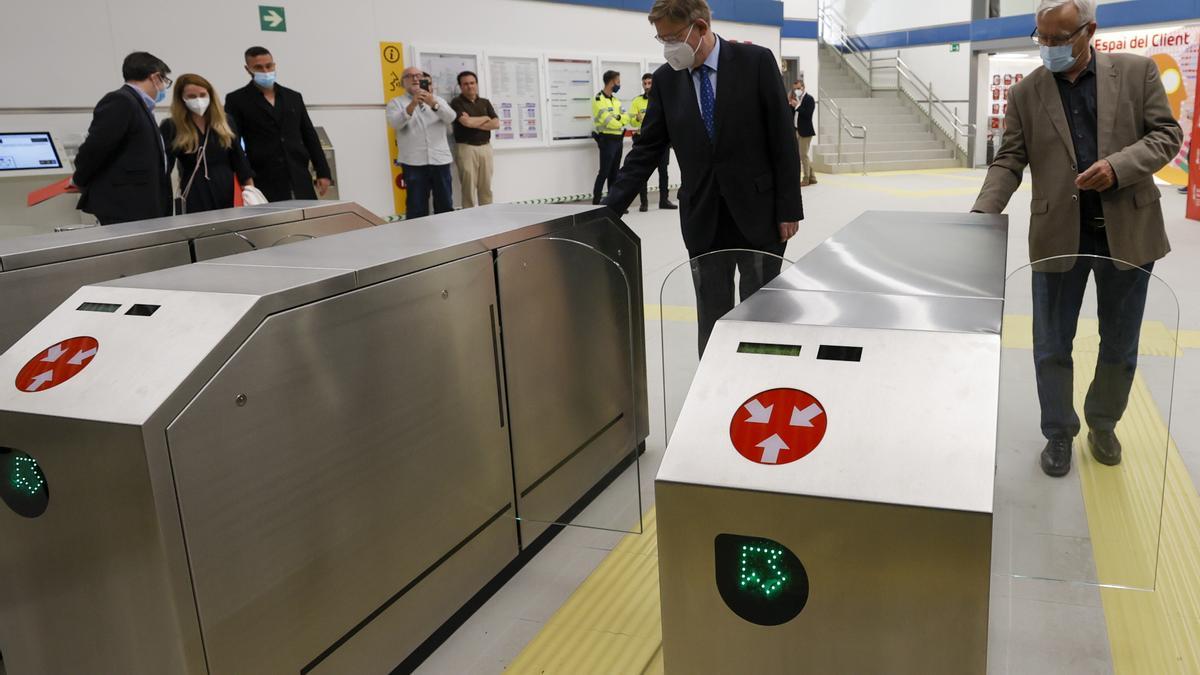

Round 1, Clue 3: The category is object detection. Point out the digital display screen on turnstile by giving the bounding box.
[737,342,802,357]
[0,132,63,171]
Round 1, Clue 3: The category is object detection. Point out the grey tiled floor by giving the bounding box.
[416,171,1200,674]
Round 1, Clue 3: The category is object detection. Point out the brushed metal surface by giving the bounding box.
[191,212,381,260]
[497,236,641,539]
[0,241,191,353]
[166,254,516,674]
[656,481,991,674]
[202,204,606,288]
[0,415,205,674]
[657,319,999,513]
[768,211,1008,300]
[0,286,260,426]
[724,287,1005,335]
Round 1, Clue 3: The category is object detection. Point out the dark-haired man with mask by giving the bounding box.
[72,51,174,224]
[225,46,332,202]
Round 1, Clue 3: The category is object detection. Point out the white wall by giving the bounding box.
[0,0,780,218]
[895,45,972,122]
[783,0,819,19]
[830,0,971,35]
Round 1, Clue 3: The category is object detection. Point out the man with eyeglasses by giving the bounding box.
[972,0,1181,477]
[387,68,457,219]
[72,52,174,225]
[602,0,802,354]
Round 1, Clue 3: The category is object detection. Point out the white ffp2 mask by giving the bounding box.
[184,96,210,116]
[664,25,699,71]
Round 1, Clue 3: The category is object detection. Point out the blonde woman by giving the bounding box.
[160,73,254,213]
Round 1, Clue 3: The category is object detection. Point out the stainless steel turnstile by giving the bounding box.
[0,200,381,353]
[0,204,647,674]
[656,211,1008,673]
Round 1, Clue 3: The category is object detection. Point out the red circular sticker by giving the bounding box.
[729,388,828,465]
[15,336,100,394]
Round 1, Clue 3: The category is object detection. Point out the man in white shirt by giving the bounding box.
[387,68,456,219]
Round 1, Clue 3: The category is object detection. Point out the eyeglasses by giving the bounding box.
[156,73,173,88]
[1031,22,1090,47]
[654,23,695,45]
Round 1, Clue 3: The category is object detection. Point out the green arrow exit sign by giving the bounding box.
[950,42,961,52]
[259,6,286,32]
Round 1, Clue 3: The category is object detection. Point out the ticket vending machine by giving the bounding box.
[656,212,1008,673]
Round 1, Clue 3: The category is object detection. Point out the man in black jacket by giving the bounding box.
[790,79,817,186]
[604,0,803,353]
[224,47,332,202]
[72,52,174,225]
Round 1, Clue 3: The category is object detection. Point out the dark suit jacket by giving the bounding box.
[224,82,331,202]
[72,85,172,224]
[794,92,816,137]
[604,39,802,254]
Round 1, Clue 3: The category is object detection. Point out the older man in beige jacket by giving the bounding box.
[973,0,1181,477]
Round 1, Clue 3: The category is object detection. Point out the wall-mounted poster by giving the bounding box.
[488,55,544,145]
[548,57,596,141]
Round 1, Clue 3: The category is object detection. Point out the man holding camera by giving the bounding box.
[387,67,456,219]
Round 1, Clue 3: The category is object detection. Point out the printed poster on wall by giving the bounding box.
[417,51,479,101]
[548,58,595,141]
[488,56,543,144]
[1096,25,1199,186]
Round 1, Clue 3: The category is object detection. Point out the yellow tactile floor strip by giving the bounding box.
[508,318,1200,674]
[507,511,664,674]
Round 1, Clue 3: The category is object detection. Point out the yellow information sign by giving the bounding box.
[379,42,407,216]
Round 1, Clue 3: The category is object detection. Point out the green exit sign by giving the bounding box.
[951,42,961,52]
[259,5,286,32]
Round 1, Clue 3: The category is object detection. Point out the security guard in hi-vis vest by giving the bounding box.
[592,70,627,206]
[629,72,677,212]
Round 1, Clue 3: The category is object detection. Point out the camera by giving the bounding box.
[419,78,432,91]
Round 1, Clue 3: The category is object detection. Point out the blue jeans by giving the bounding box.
[1032,231,1153,440]
[403,163,453,219]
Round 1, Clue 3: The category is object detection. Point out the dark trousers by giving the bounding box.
[691,199,786,355]
[403,163,453,219]
[593,134,624,203]
[1032,230,1153,440]
[634,134,670,206]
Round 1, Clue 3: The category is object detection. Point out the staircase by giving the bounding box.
[814,47,961,174]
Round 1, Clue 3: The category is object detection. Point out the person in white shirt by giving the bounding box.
[387,68,456,219]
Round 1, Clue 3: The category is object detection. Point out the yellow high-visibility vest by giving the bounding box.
[592,92,626,136]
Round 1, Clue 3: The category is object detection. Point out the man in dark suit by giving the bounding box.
[790,79,817,186]
[604,0,803,353]
[72,52,174,225]
[224,46,332,202]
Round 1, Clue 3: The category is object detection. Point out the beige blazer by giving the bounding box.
[974,51,1182,269]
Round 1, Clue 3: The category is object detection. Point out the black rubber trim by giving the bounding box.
[489,304,505,428]
[519,412,624,499]
[300,504,513,674]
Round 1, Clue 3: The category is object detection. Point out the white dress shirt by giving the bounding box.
[688,36,721,113]
[386,93,456,166]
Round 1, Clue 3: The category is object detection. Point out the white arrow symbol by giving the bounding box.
[744,399,773,424]
[68,348,97,366]
[41,344,68,363]
[757,434,789,464]
[263,9,283,27]
[25,371,53,392]
[791,403,824,428]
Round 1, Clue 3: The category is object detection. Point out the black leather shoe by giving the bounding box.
[1040,439,1072,477]
[660,200,678,210]
[639,202,649,212]
[1088,430,1122,466]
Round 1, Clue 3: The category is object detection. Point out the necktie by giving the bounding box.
[698,65,716,141]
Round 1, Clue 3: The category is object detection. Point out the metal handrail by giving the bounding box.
[816,2,975,159]
[817,88,868,176]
